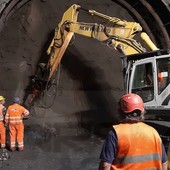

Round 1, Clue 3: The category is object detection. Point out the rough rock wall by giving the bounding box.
[0,0,169,130]
[0,0,128,130]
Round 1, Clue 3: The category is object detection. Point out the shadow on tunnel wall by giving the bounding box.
[61,47,121,137]
[23,33,122,138]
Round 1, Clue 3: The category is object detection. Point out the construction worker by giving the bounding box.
[0,96,10,161]
[0,96,6,150]
[5,97,30,152]
[99,93,168,170]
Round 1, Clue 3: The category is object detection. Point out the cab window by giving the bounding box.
[131,63,154,102]
[157,58,170,94]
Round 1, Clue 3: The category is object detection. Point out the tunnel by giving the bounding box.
[0,0,170,169]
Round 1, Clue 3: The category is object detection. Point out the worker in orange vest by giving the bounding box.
[5,97,30,152]
[0,96,6,150]
[0,96,10,161]
[99,93,168,170]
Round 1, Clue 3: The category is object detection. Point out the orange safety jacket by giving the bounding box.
[112,122,162,170]
[5,103,29,124]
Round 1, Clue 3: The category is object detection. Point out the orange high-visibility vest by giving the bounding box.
[112,122,162,170]
[5,104,29,124]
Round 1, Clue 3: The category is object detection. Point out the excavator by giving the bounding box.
[28,4,170,163]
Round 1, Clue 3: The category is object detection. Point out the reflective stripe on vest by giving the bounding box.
[6,103,29,124]
[115,153,161,164]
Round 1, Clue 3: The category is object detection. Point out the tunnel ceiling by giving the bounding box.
[114,0,170,48]
[0,0,169,47]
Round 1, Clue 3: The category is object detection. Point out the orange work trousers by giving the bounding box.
[0,122,6,148]
[9,123,24,149]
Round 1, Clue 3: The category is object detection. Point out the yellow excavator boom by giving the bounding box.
[44,4,158,81]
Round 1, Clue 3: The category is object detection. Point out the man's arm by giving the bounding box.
[162,161,168,170]
[99,161,111,170]
[22,106,30,118]
[4,108,9,125]
[99,129,118,170]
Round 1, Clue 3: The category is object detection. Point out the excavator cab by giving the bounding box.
[126,50,170,115]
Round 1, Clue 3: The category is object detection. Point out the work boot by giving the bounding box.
[10,147,16,152]
[18,146,24,151]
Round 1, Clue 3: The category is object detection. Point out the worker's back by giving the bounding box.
[112,122,162,170]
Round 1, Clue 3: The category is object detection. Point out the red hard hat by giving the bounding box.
[120,93,144,113]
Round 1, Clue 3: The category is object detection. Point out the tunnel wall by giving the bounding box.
[0,0,169,135]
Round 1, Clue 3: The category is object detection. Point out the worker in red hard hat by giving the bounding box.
[99,93,168,170]
[5,97,30,152]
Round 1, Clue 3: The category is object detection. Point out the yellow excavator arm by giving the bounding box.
[44,4,158,81]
